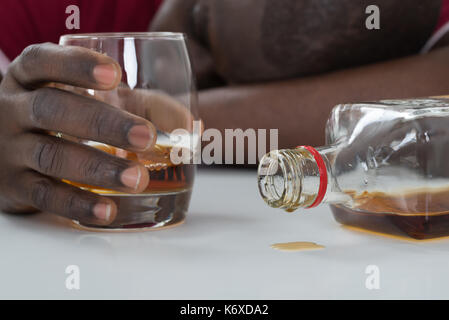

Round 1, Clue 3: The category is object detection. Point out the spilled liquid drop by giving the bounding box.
[271,241,324,252]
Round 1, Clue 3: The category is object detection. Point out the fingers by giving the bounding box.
[8,43,122,90]
[9,170,117,225]
[20,87,156,152]
[16,134,149,194]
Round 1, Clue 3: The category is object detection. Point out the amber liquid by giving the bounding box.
[67,144,194,229]
[271,242,324,251]
[331,189,449,240]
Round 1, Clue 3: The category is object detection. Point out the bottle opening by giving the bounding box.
[257,150,292,208]
[257,147,327,211]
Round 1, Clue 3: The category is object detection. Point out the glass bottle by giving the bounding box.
[258,98,449,240]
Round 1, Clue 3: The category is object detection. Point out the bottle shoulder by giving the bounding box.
[326,98,449,145]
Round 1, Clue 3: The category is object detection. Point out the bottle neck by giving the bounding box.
[257,145,338,211]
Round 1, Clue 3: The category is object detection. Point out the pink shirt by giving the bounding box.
[0,1,448,72]
[0,0,162,73]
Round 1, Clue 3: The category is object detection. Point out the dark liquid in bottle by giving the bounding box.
[330,189,449,240]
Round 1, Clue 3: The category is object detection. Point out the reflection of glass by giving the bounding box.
[59,33,198,231]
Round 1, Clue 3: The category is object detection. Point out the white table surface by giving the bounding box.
[1,167,449,299]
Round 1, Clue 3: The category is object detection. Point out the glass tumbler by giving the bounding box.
[59,33,198,231]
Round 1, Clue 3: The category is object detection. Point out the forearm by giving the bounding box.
[150,0,221,88]
[199,46,449,148]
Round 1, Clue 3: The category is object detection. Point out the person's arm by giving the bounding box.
[199,45,449,148]
[150,0,223,88]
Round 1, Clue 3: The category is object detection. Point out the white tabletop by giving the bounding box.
[1,167,449,299]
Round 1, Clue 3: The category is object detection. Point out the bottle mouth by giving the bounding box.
[257,147,328,211]
[257,150,303,211]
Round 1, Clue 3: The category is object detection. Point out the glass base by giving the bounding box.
[72,189,191,232]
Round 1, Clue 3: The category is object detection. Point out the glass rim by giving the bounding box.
[60,32,185,41]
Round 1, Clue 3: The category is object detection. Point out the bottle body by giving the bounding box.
[258,98,449,239]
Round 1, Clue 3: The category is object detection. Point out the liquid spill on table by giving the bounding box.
[270,241,324,252]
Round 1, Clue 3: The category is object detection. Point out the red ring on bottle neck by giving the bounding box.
[296,146,328,208]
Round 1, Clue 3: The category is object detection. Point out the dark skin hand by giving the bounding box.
[152,0,449,148]
[0,43,158,224]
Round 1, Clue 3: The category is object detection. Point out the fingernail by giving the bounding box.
[128,125,153,150]
[93,64,118,86]
[121,166,142,190]
[93,202,112,221]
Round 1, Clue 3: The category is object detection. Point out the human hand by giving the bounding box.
[0,43,158,225]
